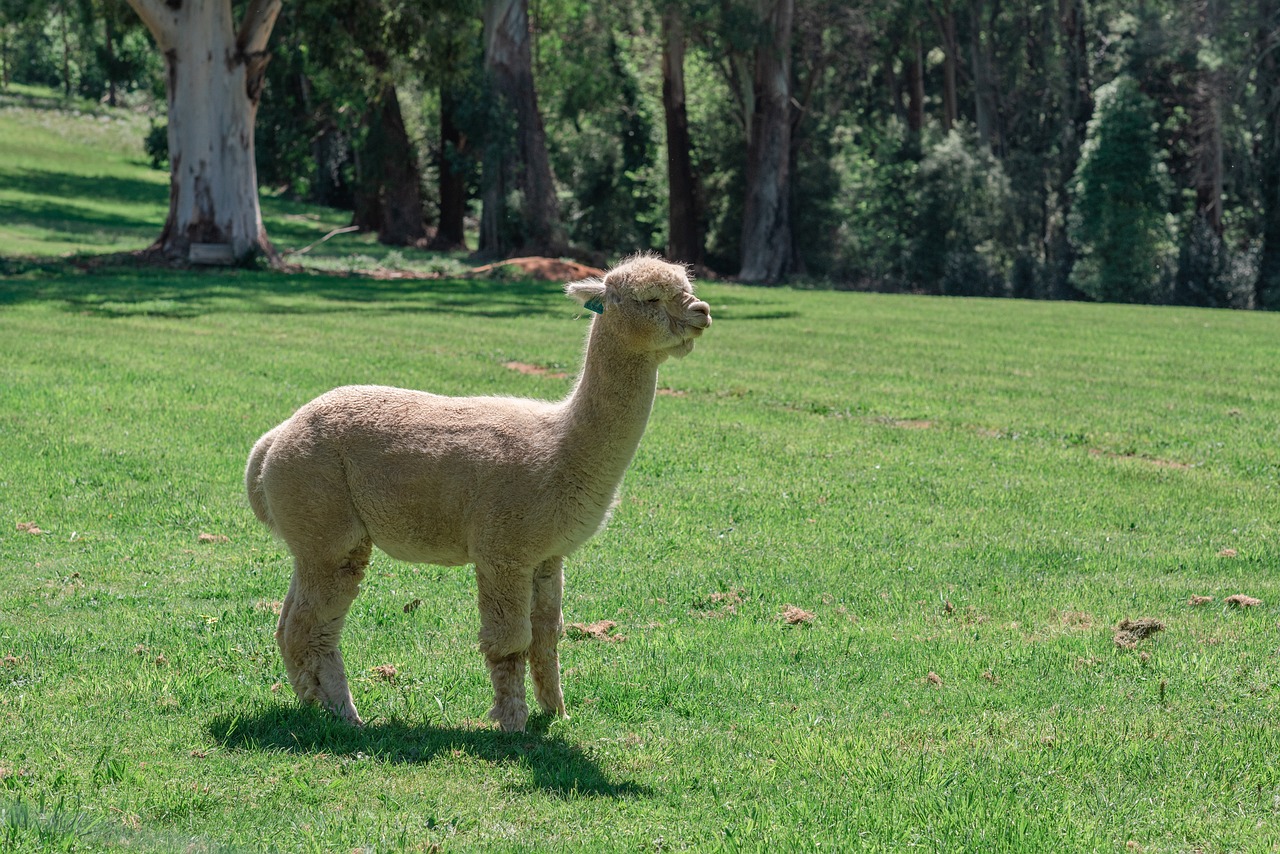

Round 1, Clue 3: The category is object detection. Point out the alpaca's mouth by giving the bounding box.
[667,338,697,359]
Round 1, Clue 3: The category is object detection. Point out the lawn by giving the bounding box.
[3,90,1280,853]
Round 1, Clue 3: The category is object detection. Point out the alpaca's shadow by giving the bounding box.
[208,704,648,800]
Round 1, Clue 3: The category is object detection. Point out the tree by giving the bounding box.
[352,83,428,246]
[1069,74,1173,303]
[125,0,281,264]
[480,0,563,256]
[738,0,794,283]
[1257,0,1280,308]
[926,0,958,131]
[662,3,701,265]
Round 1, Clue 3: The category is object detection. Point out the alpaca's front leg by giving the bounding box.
[476,562,534,732]
[529,556,566,718]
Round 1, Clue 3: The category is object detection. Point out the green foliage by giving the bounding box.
[1069,74,1174,304]
[540,4,663,254]
[828,121,918,287]
[826,123,1017,294]
[0,1,158,102]
[1173,215,1256,308]
[4,0,1280,305]
[908,128,1016,296]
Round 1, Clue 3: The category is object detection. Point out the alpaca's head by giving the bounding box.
[566,255,711,361]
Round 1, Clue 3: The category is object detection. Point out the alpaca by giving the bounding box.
[245,255,711,732]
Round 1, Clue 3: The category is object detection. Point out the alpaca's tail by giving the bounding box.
[245,427,278,532]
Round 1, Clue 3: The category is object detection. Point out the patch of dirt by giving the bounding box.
[1188,595,1214,606]
[1087,449,1194,470]
[925,671,943,687]
[372,664,397,682]
[1057,610,1095,631]
[1217,548,1238,558]
[710,589,743,610]
[566,620,626,642]
[197,532,229,544]
[1224,594,1262,608]
[471,256,605,282]
[877,417,933,430]
[16,522,43,535]
[781,605,815,626]
[504,361,570,379]
[656,387,687,397]
[2,655,21,667]
[254,600,283,615]
[694,588,744,618]
[1114,617,1165,649]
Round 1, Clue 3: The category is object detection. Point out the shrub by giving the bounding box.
[907,128,1016,296]
[1068,74,1174,303]
[1173,215,1257,308]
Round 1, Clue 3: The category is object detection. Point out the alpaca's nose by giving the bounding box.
[688,300,712,329]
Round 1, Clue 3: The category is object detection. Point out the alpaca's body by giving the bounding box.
[246,256,709,731]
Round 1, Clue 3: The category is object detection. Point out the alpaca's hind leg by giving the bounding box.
[475,561,535,732]
[276,538,371,726]
[529,556,566,718]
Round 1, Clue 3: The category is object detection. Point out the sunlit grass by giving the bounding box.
[4,266,1280,850]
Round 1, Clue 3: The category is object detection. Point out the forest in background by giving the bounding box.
[3,0,1279,309]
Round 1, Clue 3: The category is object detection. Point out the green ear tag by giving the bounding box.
[583,296,605,314]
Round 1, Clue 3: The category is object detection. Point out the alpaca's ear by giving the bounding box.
[566,278,606,314]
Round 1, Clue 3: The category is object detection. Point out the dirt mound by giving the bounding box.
[1114,617,1164,648]
[471,256,605,282]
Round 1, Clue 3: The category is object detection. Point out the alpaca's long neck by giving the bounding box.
[556,319,659,492]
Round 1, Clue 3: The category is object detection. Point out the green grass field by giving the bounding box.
[4,89,1280,852]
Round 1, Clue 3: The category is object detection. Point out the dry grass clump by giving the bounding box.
[566,620,626,642]
[1114,617,1164,649]
[781,605,815,626]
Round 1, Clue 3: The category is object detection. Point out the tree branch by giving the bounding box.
[124,0,177,50]
[237,0,282,55]
[237,0,282,104]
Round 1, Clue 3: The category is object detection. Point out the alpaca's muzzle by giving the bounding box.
[687,300,712,330]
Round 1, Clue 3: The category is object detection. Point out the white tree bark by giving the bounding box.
[126,0,281,263]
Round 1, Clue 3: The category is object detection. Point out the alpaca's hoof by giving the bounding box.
[535,696,567,718]
[333,704,365,727]
[489,699,530,733]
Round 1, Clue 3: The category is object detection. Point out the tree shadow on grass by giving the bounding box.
[0,261,569,320]
[208,704,650,800]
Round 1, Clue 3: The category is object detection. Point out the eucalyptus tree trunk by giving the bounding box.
[738,0,794,284]
[1192,0,1225,235]
[930,0,959,131]
[1257,0,1280,308]
[969,0,1001,153]
[480,0,563,257]
[125,0,280,264]
[432,83,469,250]
[662,4,701,266]
[352,83,428,246]
[1046,0,1092,300]
[905,33,926,135]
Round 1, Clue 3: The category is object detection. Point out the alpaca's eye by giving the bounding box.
[646,297,662,304]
